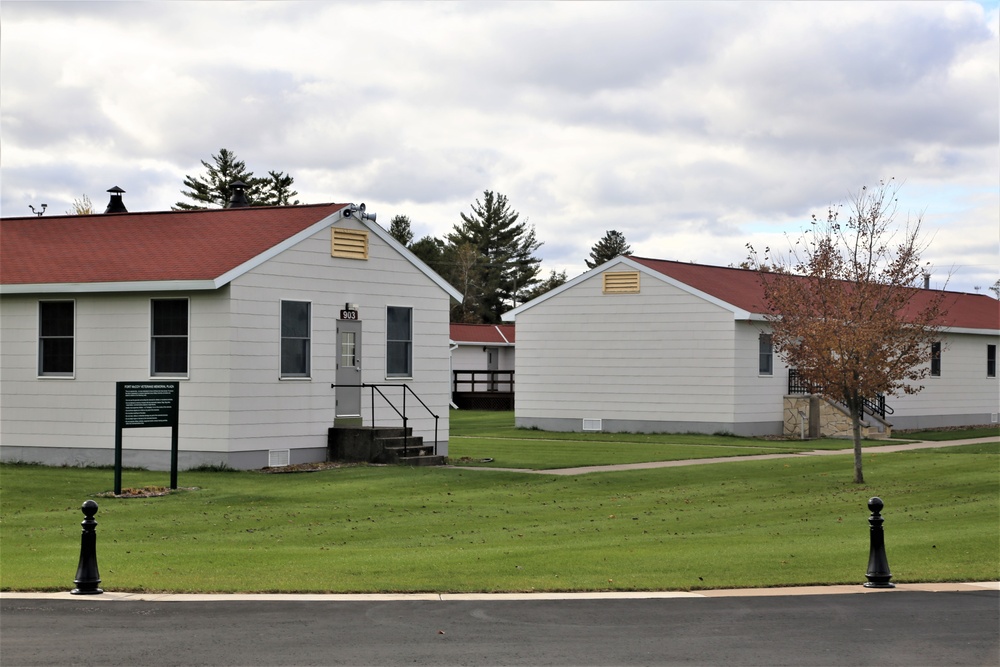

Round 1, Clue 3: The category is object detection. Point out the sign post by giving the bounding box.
[115,382,180,494]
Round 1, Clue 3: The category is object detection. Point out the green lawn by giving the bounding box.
[1,441,997,593]
[449,410,927,469]
[892,426,1000,441]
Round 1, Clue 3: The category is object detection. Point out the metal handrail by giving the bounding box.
[330,383,440,457]
[786,369,893,419]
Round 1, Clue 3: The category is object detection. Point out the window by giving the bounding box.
[280,300,311,377]
[930,341,941,377]
[39,300,74,376]
[988,345,997,379]
[386,306,412,377]
[758,333,773,376]
[151,299,188,376]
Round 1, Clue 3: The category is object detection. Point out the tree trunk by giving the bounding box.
[850,399,865,484]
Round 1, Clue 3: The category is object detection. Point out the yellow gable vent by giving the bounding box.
[331,228,369,260]
[603,271,640,294]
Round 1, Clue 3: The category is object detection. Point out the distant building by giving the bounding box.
[1,196,461,469]
[450,323,515,410]
[503,256,999,436]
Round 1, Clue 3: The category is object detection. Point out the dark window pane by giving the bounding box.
[281,339,309,376]
[40,302,74,336]
[387,341,411,376]
[759,334,773,375]
[39,301,74,375]
[41,338,73,374]
[930,342,941,377]
[153,300,188,336]
[988,345,996,378]
[386,307,412,376]
[153,337,188,374]
[281,301,310,338]
[387,307,411,340]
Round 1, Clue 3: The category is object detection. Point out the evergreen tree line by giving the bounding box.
[174,149,634,323]
[388,196,635,324]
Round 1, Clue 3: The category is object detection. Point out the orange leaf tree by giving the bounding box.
[748,180,946,483]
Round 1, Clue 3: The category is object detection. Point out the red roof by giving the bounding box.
[450,323,516,344]
[1,204,346,286]
[630,256,1000,331]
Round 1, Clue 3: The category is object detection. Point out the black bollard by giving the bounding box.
[863,496,894,589]
[71,500,103,595]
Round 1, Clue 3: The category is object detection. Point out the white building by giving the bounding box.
[502,256,999,435]
[449,323,515,410]
[1,197,461,469]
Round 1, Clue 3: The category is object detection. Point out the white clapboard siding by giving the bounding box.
[514,269,738,425]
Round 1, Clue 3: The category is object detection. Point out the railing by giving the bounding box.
[452,370,514,394]
[787,369,893,419]
[330,383,439,457]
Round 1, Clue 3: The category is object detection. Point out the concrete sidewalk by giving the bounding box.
[1,581,997,602]
[452,436,999,475]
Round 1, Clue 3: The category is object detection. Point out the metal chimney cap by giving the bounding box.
[227,181,250,208]
[104,186,128,214]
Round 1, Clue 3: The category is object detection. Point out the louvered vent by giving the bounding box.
[603,271,640,294]
[582,418,603,431]
[331,228,369,260]
[268,449,290,468]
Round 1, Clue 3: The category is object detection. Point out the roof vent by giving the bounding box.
[227,181,250,208]
[104,186,128,214]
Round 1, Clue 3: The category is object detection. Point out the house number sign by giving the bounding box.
[340,309,358,320]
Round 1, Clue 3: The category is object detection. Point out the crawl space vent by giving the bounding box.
[268,449,290,468]
[582,418,603,432]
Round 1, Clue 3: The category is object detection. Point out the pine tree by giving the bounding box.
[447,191,542,323]
[174,149,298,209]
[586,230,632,269]
[519,269,568,304]
[387,215,414,247]
[257,170,300,206]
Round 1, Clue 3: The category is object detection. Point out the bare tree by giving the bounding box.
[67,194,95,215]
[748,180,947,483]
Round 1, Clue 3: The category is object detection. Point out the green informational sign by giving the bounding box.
[115,382,179,494]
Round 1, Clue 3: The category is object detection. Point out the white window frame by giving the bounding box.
[280,299,312,379]
[150,298,190,378]
[385,305,413,379]
[758,333,774,377]
[930,341,942,377]
[38,299,75,378]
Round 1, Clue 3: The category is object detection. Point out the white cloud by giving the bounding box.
[1,1,996,293]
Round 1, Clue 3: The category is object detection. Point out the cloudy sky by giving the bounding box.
[2,1,998,293]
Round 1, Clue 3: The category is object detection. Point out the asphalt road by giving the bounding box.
[2,589,997,666]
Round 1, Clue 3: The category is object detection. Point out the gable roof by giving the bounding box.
[503,255,999,333]
[1,204,463,300]
[450,323,515,345]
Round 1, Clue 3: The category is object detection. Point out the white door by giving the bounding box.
[336,319,362,418]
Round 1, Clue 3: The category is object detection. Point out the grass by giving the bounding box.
[1,441,997,593]
[449,410,922,469]
[892,426,1000,441]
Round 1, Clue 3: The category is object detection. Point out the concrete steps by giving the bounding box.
[328,426,443,466]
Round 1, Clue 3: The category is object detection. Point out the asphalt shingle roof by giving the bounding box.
[1,204,346,286]
[450,323,516,344]
[630,256,999,331]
